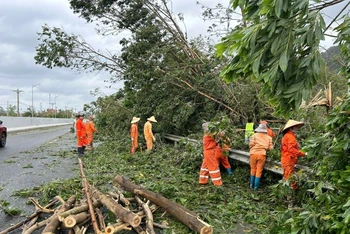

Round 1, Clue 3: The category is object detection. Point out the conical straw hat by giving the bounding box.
[282,120,304,132]
[131,117,140,123]
[147,116,157,122]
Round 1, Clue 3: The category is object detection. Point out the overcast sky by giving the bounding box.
[0,0,348,116]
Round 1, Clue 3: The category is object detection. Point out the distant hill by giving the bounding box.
[321,46,342,72]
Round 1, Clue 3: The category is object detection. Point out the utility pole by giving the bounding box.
[12,89,23,117]
[49,94,55,118]
[31,83,40,117]
[54,96,59,118]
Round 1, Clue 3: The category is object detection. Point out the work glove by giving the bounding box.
[131,138,134,141]
[227,168,233,175]
[153,137,156,142]
[305,152,308,156]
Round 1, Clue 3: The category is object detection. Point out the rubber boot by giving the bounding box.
[250,176,255,188]
[82,146,86,155]
[254,177,261,190]
[77,147,83,157]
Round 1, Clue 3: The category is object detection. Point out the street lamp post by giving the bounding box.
[31,84,40,117]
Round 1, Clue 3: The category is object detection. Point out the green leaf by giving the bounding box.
[252,54,262,77]
[279,50,288,72]
[274,0,283,18]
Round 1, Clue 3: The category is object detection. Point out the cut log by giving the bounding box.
[105,223,131,234]
[42,195,76,234]
[90,186,141,228]
[58,200,102,220]
[114,175,213,234]
[62,212,90,229]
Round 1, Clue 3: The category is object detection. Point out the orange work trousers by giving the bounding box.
[131,140,138,154]
[250,154,266,178]
[199,149,222,186]
[282,163,298,190]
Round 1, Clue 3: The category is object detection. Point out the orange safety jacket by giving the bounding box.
[130,123,139,153]
[144,121,154,150]
[85,121,97,145]
[281,130,305,180]
[76,118,87,147]
[249,132,273,155]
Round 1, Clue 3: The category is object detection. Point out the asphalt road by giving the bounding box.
[0,126,79,232]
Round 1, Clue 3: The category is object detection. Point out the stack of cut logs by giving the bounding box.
[0,159,213,234]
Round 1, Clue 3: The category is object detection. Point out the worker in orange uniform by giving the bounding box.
[130,116,140,154]
[260,120,275,138]
[199,122,223,186]
[281,120,306,190]
[76,112,87,156]
[85,115,98,150]
[144,116,157,151]
[249,123,273,190]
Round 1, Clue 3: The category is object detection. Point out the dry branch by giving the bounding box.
[113,186,130,206]
[42,195,76,234]
[114,175,213,234]
[90,186,141,228]
[135,196,155,234]
[78,158,101,233]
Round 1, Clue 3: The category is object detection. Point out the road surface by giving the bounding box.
[0,126,78,231]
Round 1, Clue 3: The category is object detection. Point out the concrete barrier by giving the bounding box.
[0,116,73,133]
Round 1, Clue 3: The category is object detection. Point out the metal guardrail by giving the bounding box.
[164,134,311,177]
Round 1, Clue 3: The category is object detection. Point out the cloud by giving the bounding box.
[0,0,120,114]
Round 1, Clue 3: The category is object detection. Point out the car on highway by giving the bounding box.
[0,120,7,147]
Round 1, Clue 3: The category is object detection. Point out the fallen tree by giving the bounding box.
[0,160,212,234]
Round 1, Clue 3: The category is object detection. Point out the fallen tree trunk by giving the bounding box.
[114,175,213,234]
[90,186,141,228]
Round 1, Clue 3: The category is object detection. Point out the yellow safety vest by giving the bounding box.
[245,123,254,138]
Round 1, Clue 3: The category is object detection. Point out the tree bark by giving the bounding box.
[42,195,76,234]
[90,186,141,228]
[114,175,213,234]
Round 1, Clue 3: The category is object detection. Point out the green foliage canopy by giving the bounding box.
[216,0,326,116]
